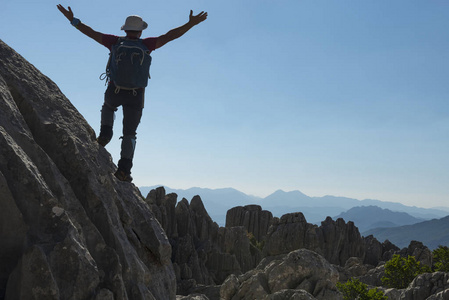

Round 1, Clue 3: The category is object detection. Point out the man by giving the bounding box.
[57,4,207,182]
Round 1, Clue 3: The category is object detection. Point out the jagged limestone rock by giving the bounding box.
[220,249,342,300]
[146,187,264,295]
[399,240,433,268]
[225,205,273,241]
[383,272,449,300]
[0,39,175,299]
[263,214,365,266]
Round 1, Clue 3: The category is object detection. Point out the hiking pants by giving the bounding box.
[101,84,144,163]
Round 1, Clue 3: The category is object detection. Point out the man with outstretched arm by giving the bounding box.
[57,4,207,182]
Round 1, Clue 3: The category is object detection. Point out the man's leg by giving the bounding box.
[97,86,119,146]
[115,90,144,182]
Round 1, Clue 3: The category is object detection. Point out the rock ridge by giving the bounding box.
[0,39,175,299]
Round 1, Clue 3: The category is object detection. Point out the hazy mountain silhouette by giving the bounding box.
[335,206,424,232]
[363,215,449,250]
[139,186,448,226]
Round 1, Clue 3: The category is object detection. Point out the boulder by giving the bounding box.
[381,272,449,300]
[220,249,342,300]
[267,289,316,300]
[0,39,175,299]
[401,272,449,300]
[357,264,386,287]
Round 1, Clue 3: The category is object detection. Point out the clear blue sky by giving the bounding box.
[2,0,448,208]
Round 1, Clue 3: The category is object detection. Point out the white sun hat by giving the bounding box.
[121,15,148,31]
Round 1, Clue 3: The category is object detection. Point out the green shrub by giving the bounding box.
[381,254,431,289]
[433,245,449,272]
[336,278,387,300]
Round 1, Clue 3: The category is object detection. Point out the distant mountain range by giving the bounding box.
[363,215,449,250]
[335,206,425,232]
[139,186,448,227]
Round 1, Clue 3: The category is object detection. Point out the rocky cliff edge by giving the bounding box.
[0,40,175,299]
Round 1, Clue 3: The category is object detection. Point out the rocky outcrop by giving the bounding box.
[354,240,435,289]
[144,186,447,300]
[382,272,449,300]
[225,205,273,241]
[220,249,342,300]
[263,214,365,266]
[363,235,400,266]
[0,40,175,299]
[146,187,262,295]
[176,294,211,300]
[402,272,449,300]
[353,263,386,287]
[398,240,433,267]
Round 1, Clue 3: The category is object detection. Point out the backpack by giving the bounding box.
[103,37,152,91]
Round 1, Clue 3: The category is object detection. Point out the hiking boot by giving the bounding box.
[96,136,111,147]
[97,125,113,147]
[114,169,133,182]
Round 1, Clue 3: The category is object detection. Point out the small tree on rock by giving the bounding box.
[382,254,431,289]
[433,245,449,272]
[337,278,387,300]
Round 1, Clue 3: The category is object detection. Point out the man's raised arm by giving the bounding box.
[155,10,208,49]
[57,4,103,44]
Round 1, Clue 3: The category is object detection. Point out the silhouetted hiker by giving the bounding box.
[57,4,207,182]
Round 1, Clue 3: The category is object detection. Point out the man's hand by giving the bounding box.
[56,4,103,44]
[155,10,208,49]
[57,4,74,22]
[189,10,208,26]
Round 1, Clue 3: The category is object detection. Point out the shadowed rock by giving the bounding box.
[226,205,273,241]
[0,39,175,299]
[146,187,263,295]
[263,214,364,266]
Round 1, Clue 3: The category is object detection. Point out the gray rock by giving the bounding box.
[268,289,316,300]
[358,264,386,287]
[176,294,210,300]
[263,213,321,257]
[343,257,372,278]
[264,213,365,266]
[381,239,400,262]
[379,272,449,300]
[216,226,261,274]
[147,189,264,294]
[220,274,240,300]
[320,217,365,266]
[188,285,221,300]
[147,191,219,293]
[226,205,273,241]
[382,288,403,300]
[0,39,175,299]
[401,272,449,300]
[399,240,433,268]
[220,249,342,300]
[364,235,383,265]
